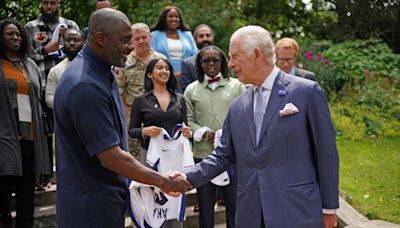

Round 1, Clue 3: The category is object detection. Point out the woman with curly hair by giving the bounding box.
[150,6,198,93]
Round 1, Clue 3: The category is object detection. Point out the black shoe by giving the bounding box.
[0,212,12,225]
[36,175,51,191]
[36,183,46,191]
[193,203,200,212]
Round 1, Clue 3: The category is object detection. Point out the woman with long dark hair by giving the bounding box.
[129,58,192,162]
[128,58,192,228]
[150,6,198,92]
[0,18,50,228]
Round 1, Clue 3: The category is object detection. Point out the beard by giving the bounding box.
[40,7,59,24]
[64,48,79,61]
[106,46,127,67]
[198,41,213,49]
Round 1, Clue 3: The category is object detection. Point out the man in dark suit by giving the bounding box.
[181,24,214,91]
[275,37,316,81]
[172,25,339,228]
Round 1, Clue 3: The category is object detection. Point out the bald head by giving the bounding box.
[86,8,133,67]
[87,8,130,42]
[64,28,84,40]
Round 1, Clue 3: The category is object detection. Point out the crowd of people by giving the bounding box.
[0,0,339,228]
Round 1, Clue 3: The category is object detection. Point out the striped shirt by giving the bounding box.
[25,15,79,89]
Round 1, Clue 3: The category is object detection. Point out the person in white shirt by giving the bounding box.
[45,28,85,108]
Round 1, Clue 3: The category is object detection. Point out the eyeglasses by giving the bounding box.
[200,58,221,65]
[276,58,296,64]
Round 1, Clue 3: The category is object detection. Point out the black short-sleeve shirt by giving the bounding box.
[54,46,128,227]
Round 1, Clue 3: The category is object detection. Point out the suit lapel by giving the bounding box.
[259,72,290,141]
[242,88,257,148]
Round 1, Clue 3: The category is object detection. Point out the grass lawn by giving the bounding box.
[337,137,400,224]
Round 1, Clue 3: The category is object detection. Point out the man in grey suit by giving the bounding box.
[171,25,339,228]
[181,24,214,91]
[276,37,316,81]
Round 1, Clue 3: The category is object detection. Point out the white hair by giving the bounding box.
[230,25,275,65]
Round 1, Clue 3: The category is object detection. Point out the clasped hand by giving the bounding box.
[161,171,192,197]
[142,124,192,139]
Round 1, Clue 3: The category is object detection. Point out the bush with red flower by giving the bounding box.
[299,51,346,99]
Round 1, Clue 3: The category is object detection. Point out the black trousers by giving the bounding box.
[194,158,236,228]
[0,140,35,228]
[47,134,53,175]
[46,108,54,175]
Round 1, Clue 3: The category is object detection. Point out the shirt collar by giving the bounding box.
[204,73,222,82]
[143,89,174,97]
[82,45,115,83]
[288,67,296,75]
[83,45,112,72]
[253,66,279,92]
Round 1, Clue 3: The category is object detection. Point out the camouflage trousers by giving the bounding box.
[127,137,141,159]
[125,106,141,159]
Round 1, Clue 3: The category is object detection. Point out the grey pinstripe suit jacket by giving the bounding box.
[186,71,339,228]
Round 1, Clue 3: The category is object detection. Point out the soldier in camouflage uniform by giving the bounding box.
[116,23,165,159]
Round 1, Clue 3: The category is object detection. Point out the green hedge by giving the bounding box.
[331,103,400,140]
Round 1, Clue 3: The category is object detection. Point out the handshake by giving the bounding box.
[160,171,193,197]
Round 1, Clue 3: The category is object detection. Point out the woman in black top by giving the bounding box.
[129,58,192,158]
[128,57,192,228]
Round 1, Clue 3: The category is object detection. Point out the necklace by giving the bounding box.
[11,60,31,83]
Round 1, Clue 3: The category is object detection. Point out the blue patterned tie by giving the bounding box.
[254,87,265,144]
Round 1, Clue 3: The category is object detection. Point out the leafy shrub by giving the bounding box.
[324,39,400,82]
[331,107,366,140]
[298,39,400,100]
[298,50,346,98]
[295,39,346,98]
[339,72,400,119]
[379,121,400,137]
[330,103,400,140]
[331,103,367,140]
[299,39,400,139]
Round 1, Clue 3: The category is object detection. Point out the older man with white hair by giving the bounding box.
[172,25,339,228]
